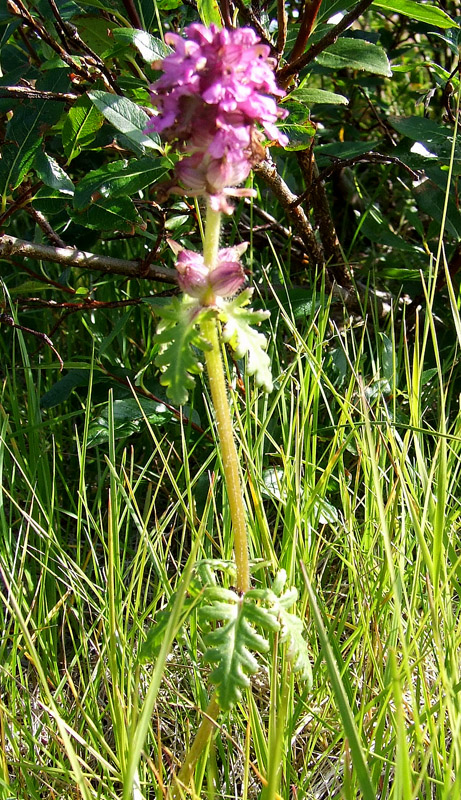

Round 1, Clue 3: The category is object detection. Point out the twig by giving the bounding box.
[120,0,143,27]
[47,0,121,94]
[20,297,146,310]
[232,0,274,52]
[8,0,93,83]
[254,160,325,269]
[288,0,323,64]
[0,85,79,102]
[277,0,375,84]
[292,152,421,209]
[0,313,64,370]
[276,0,288,57]
[219,0,233,29]
[0,181,42,226]
[296,150,349,285]
[7,0,116,92]
[24,207,67,248]
[0,235,178,285]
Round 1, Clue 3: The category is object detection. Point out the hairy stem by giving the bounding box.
[201,202,251,594]
[201,315,251,594]
[168,204,251,798]
[203,202,222,270]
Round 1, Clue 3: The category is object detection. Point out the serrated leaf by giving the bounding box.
[74,158,167,209]
[373,0,455,28]
[316,38,392,77]
[34,151,74,195]
[113,28,172,62]
[154,298,213,405]
[89,90,162,152]
[201,595,274,710]
[62,94,104,162]
[277,605,313,685]
[219,290,273,392]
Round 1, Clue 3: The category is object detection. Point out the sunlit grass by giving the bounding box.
[2,251,461,799]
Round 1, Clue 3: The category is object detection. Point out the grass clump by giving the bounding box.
[2,251,461,799]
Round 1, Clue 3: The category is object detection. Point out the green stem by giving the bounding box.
[168,202,251,799]
[200,199,250,594]
[200,314,250,593]
[169,693,220,800]
[203,201,222,269]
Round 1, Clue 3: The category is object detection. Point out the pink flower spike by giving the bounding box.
[145,23,288,211]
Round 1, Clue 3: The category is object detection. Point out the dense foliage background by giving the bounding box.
[1,0,461,798]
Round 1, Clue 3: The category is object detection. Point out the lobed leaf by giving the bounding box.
[219,289,273,392]
[154,298,213,405]
[201,594,274,710]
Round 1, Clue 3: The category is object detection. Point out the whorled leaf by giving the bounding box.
[219,289,273,392]
[154,297,213,405]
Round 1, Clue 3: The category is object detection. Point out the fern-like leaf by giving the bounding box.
[269,572,313,687]
[200,588,278,710]
[219,289,273,392]
[154,297,213,405]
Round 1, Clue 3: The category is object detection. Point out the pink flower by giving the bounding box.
[145,24,288,211]
[174,242,248,301]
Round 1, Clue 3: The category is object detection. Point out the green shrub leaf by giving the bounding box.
[74,158,167,209]
[88,90,162,152]
[62,95,104,162]
[113,28,172,61]
[316,38,392,77]
[373,0,456,28]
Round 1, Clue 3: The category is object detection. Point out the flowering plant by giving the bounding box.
[144,23,311,799]
[148,24,291,412]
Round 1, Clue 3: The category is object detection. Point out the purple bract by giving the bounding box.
[174,242,248,302]
[145,24,288,212]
